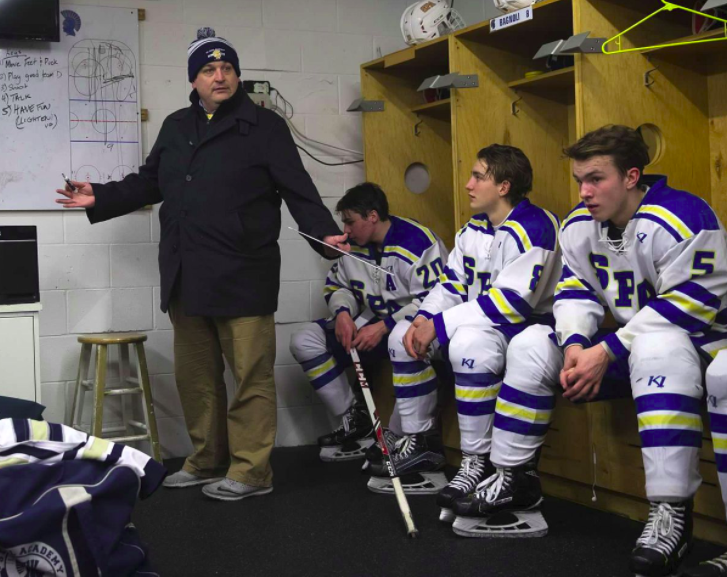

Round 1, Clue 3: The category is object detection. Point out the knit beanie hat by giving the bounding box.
[187,27,240,82]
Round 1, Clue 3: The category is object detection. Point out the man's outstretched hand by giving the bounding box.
[56,181,95,209]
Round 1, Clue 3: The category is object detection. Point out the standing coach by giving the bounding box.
[56,28,348,502]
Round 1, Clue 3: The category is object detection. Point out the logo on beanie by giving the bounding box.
[209,48,225,60]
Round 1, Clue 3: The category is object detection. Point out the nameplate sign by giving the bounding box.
[489,6,533,32]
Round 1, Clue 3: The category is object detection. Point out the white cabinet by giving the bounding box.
[0,303,42,402]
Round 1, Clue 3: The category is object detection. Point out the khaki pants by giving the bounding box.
[169,297,276,487]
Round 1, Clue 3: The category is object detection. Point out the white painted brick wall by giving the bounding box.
[39,245,110,290]
[110,244,160,287]
[111,288,155,331]
[67,289,113,334]
[39,291,68,337]
[263,0,337,32]
[337,0,407,37]
[1,0,498,460]
[300,32,373,74]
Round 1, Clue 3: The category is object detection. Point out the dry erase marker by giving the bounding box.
[61,173,76,191]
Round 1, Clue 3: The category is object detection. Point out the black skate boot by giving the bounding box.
[452,464,547,538]
[361,428,402,472]
[683,551,727,576]
[629,500,693,577]
[437,453,494,523]
[367,430,447,495]
[318,402,374,462]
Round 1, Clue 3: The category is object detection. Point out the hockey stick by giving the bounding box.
[350,348,419,538]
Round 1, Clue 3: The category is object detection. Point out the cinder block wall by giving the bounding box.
[0,0,501,458]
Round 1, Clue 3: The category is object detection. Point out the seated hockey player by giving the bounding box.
[369,144,560,502]
[457,125,727,575]
[290,182,448,462]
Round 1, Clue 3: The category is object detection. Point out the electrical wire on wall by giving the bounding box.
[269,86,364,167]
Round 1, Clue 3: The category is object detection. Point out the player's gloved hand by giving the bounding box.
[335,310,357,353]
[562,344,610,402]
[411,319,436,360]
[56,181,95,208]
[323,233,350,257]
[403,316,427,359]
[352,321,388,352]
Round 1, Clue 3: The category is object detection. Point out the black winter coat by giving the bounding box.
[87,86,341,317]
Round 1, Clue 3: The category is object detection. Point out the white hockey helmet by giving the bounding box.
[401,1,466,46]
[492,0,535,14]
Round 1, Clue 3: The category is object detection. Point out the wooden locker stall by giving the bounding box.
[360,38,456,245]
[567,0,727,544]
[358,0,727,545]
[449,0,589,486]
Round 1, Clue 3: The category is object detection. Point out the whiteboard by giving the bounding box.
[0,5,141,210]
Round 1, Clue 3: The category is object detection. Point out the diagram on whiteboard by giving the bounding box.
[0,5,140,210]
[68,39,139,183]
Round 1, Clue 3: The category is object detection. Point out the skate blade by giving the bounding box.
[319,438,375,462]
[367,471,447,495]
[439,508,455,523]
[452,510,548,538]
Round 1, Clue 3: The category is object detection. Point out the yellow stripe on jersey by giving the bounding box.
[439,274,467,295]
[470,217,490,229]
[323,285,340,294]
[712,434,727,452]
[660,292,717,325]
[489,288,526,324]
[393,367,437,386]
[703,339,727,359]
[349,246,370,256]
[398,217,437,244]
[561,208,591,230]
[638,205,694,240]
[306,357,336,380]
[556,276,589,293]
[542,210,560,245]
[495,398,551,423]
[0,457,30,468]
[501,220,532,251]
[84,437,112,460]
[384,245,418,263]
[455,385,500,401]
[30,420,49,441]
[637,413,702,431]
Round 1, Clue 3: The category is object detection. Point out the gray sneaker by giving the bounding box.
[162,470,223,488]
[202,478,274,501]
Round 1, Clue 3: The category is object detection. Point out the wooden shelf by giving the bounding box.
[411,98,451,119]
[455,0,573,60]
[642,28,727,74]
[598,0,696,32]
[362,36,450,72]
[507,66,575,104]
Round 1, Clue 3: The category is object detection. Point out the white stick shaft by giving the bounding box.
[351,348,418,537]
[391,477,418,535]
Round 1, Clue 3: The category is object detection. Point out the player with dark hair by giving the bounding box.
[290,183,448,462]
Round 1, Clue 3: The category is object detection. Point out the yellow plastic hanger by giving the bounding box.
[602,1,727,55]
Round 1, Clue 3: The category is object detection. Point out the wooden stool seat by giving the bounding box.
[78,332,148,345]
[70,332,161,462]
